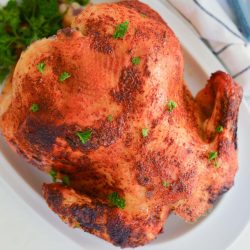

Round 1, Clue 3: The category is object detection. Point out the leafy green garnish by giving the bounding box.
[108,192,126,209]
[62,175,70,186]
[167,100,177,112]
[30,103,40,112]
[66,0,90,5]
[76,129,92,144]
[113,21,129,39]
[37,62,46,74]
[216,125,224,133]
[49,169,57,183]
[0,0,63,83]
[142,128,149,138]
[208,151,218,161]
[59,72,71,82]
[214,161,220,169]
[107,115,113,122]
[75,222,81,228]
[132,57,141,65]
[208,151,220,168]
[162,181,170,188]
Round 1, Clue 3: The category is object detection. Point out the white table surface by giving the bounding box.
[1,1,250,250]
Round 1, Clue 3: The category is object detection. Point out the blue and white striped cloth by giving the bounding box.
[167,0,250,97]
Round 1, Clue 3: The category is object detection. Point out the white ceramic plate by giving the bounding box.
[1,0,250,250]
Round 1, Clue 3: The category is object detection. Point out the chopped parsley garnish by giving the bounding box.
[162,181,170,188]
[108,192,126,209]
[37,62,46,74]
[216,125,224,133]
[49,169,57,183]
[113,21,129,39]
[62,175,70,186]
[66,0,90,6]
[214,161,220,169]
[141,13,147,18]
[75,222,81,228]
[76,129,92,144]
[142,128,149,138]
[132,57,141,65]
[0,0,63,83]
[107,115,113,122]
[30,103,40,112]
[208,151,218,161]
[59,72,71,82]
[167,100,177,112]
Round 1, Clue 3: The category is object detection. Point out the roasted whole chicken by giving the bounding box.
[0,0,243,248]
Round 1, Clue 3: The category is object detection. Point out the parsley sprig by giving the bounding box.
[208,151,220,168]
[59,71,71,82]
[76,129,92,144]
[37,62,46,74]
[49,169,57,183]
[167,100,177,112]
[62,175,70,186]
[0,0,63,83]
[162,181,170,188]
[142,128,149,138]
[108,192,126,209]
[30,103,40,112]
[216,125,224,133]
[208,151,218,161]
[66,0,90,5]
[132,57,141,65]
[113,21,129,39]
[107,115,113,122]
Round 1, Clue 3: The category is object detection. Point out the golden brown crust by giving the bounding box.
[43,183,169,248]
[174,72,242,221]
[0,0,243,247]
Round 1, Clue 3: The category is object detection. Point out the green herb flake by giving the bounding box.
[214,161,220,169]
[108,192,126,209]
[62,175,70,186]
[66,0,90,6]
[113,21,129,39]
[30,103,40,113]
[81,0,90,6]
[167,100,177,112]
[132,57,141,65]
[216,125,224,133]
[107,115,113,122]
[162,181,170,188]
[49,169,57,183]
[75,222,81,228]
[141,13,147,18]
[142,128,149,138]
[37,62,46,74]
[59,72,71,82]
[208,151,218,161]
[76,129,92,144]
[0,0,63,83]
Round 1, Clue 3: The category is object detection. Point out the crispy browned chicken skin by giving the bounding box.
[0,0,242,248]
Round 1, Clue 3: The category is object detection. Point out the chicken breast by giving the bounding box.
[0,0,242,248]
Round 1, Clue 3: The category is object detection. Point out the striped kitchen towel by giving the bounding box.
[167,0,250,97]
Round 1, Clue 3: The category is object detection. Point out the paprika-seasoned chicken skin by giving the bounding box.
[0,0,242,248]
